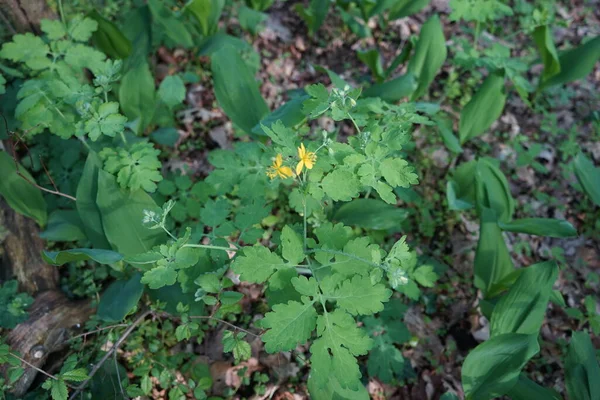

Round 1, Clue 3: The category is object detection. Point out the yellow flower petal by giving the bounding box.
[296,160,304,175]
[279,166,293,178]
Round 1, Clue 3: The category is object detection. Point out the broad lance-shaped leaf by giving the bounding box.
[565,332,600,400]
[532,25,560,83]
[475,158,514,224]
[573,152,600,207]
[407,14,447,100]
[362,73,417,104]
[88,10,132,59]
[507,375,563,400]
[490,260,558,336]
[389,0,431,19]
[76,152,111,249]
[459,71,507,144]
[97,273,144,322]
[96,170,165,255]
[261,296,317,353]
[474,208,514,298]
[323,275,391,315]
[232,245,289,283]
[43,248,123,265]
[462,333,540,400]
[211,46,268,135]
[541,35,600,88]
[499,218,577,238]
[119,61,155,134]
[0,151,47,227]
[333,198,409,230]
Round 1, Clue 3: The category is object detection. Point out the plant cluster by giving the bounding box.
[0,0,599,399]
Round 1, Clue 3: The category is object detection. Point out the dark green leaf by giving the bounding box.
[362,73,417,103]
[89,10,132,59]
[96,170,165,255]
[507,375,563,400]
[294,0,330,36]
[40,210,86,242]
[389,0,431,19]
[90,361,129,400]
[333,199,408,230]
[252,94,309,135]
[474,208,514,298]
[565,332,600,400]
[573,152,600,207]
[148,0,193,47]
[490,261,558,336]
[499,218,577,238]
[532,25,560,83]
[186,0,225,36]
[435,115,462,154]
[211,46,269,135]
[542,35,600,88]
[447,160,477,210]
[97,273,144,322]
[76,152,111,249]
[407,15,447,100]
[357,49,385,82]
[43,248,123,265]
[119,61,155,134]
[462,333,540,400]
[475,158,514,223]
[148,284,205,316]
[0,151,47,226]
[459,71,507,144]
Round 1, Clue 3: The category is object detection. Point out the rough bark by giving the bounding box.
[4,291,93,397]
[0,199,58,295]
[0,200,93,395]
[0,0,56,34]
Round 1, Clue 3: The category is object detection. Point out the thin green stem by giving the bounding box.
[119,131,128,146]
[306,248,381,269]
[58,0,66,25]
[182,243,238,252]
[303,195,308,252]
[161,226,177,241]
[474,21,481,50]
[348,113,361,134]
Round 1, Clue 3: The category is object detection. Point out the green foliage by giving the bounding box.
[449,0,513,24]
[100,141,162,192]
[573,152,600,207]
[565,332,600,400]
[222,331,252,363]
[407,15,447,100]
[0,151,47,226]
[0,281,33,329]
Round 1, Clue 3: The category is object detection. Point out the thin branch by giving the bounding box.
[68,310,152,400]
[188,315,261,339]
[68,324,129,341]
[9,352,76,389]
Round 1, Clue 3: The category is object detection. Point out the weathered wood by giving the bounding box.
[0,199,58,295]
[4,290,93,397]
[0,0,56,34]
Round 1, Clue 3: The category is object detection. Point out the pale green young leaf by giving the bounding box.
[84,102,127,141]
[327,275,391,315]
[0,33,51,70]
[200,198,231,227]
[330,237,381,277]
[322,169,361,201]
[413,265,438,288]
[61,368,89,382]
[222,331,251,363]
[141,266,177,289]
[281,226,305,265]
[261,297,317,352]
[100,141,162,192]
[232,246,287,283]
[380,158,419,188]
[40,19,67,40]
[158,75,186,108]
[50,379,68,400]
[68,15,98,41]
[303,83,330,118]
[310,309,372,390]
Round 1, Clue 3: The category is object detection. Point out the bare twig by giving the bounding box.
[3,121,77,202]
[189,315,261,339]
[68,324,129,341]
[9,352,76,389]
[68,310,152,400]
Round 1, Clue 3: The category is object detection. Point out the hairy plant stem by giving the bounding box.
[182,243,238,252]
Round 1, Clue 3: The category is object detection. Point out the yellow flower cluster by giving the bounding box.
[266,143,317,180]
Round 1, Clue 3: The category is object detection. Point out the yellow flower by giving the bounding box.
[296,143,317,175]
[266,154,293,179]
